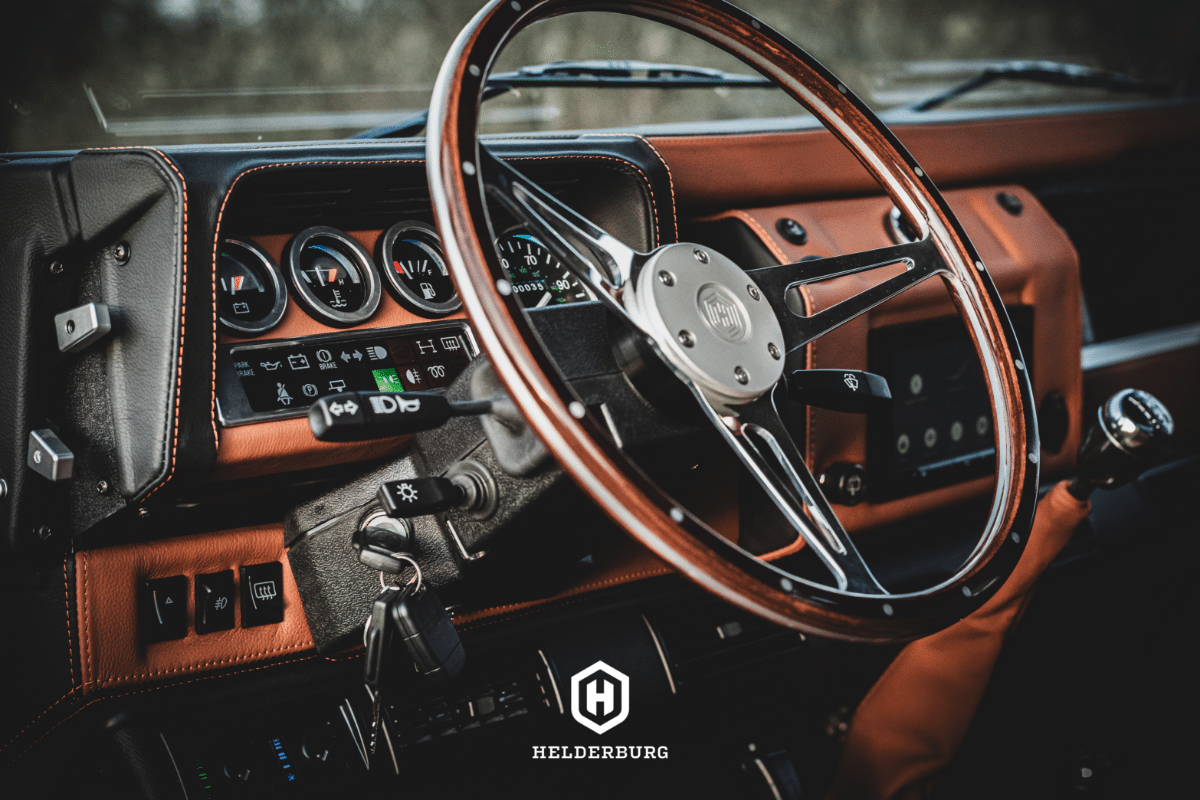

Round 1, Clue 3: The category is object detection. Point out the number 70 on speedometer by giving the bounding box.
[494,232,593,308]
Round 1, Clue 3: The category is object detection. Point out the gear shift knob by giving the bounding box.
[1069,388,1174,499]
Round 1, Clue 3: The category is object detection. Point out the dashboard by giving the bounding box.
[1,103,1199,794]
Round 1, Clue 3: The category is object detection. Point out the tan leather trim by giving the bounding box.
[650,104,1200,207]
[701,185,1083,531]
[219,229,471,346]
[825,481,1092,800]
[211,150,665,481]
[210,418,412,483]
[211,228,454,481]
[75,525,312,694]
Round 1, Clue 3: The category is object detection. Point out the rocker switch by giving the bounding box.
[240,562,284,627]
[141,575,188,643]
[195,570,235,634]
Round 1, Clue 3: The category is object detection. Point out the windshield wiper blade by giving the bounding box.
[349,59,772,139]
[489,59,772,88]
[909,60,1174,112]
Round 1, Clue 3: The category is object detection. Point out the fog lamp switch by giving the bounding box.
[195,570,235,634]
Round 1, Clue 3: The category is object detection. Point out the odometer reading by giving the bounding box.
[494,233,591,308]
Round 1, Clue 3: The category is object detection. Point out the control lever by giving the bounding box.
[1068,388,1174,500]
[378,478,465,518]
[308,391,492,442]
[786,369,892,413]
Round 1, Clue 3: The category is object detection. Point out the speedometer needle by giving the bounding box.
[535,292,552,308]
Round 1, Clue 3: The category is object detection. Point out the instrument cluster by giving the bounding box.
[217,221,588,336]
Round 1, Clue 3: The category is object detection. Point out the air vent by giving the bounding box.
[222,157,647,250]
[226,163,431,233]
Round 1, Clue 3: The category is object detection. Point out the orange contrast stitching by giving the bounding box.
[503,154,662,246]
[0,654,321,771]
[81,552,91,689]
[210,150,659,457]
[1,691,74,753]
[63,558,73,689]
[89,641,317,688]
[629,134,679,243]
[140,149,190,501]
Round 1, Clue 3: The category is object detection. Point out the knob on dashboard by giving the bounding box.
[1070,388,1174,499]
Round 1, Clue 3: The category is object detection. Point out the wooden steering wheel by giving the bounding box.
[426,0,1040,642]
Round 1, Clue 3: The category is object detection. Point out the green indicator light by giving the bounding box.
[372,368,405,393]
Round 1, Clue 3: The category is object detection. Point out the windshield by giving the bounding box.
[3,0,1196,152]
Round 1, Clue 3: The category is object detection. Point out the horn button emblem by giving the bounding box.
[629,243,785,405]
[698,283,751,344]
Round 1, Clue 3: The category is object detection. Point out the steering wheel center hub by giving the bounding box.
[629,243,785,404]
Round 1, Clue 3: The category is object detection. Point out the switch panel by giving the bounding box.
[241,562,284,627]
[195,570,236,634]
[142,575,188,643]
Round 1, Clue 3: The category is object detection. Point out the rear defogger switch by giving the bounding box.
[241,562,284,627]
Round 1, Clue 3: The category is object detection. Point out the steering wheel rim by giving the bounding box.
[427,0,1040,642]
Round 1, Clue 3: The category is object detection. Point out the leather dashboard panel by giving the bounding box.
[650,103,1200,208]
[210,229,466,481]
[703,185,1083,531]
[70,457,747,691]
[75,525,313,694]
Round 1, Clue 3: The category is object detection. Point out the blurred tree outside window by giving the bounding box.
[3,0,1197,152]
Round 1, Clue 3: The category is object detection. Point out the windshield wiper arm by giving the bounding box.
[910,60,1174,112]
[349,59,772,139]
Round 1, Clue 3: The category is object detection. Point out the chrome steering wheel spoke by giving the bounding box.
[693,383,888,595]
[747,237,947,369]
[479,145,645,324]
[430,0,1039,640]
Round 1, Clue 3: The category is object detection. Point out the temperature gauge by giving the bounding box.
[216,238,287,336]
[284,227,381,327]
[378,220,461,317]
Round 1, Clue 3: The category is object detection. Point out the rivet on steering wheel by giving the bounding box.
[428,0,1037,643]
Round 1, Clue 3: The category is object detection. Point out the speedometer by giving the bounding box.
[494,232,592,308]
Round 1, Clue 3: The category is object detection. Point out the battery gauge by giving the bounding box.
[216,238,287,336]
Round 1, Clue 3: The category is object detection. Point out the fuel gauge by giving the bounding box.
[284,227,381,327]
[216,238,287,336]
[378,220,461,317]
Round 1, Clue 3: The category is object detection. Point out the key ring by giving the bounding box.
[364,554,424,647]
[378,553,423,593]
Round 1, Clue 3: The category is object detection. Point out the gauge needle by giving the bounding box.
[536,292,552,308]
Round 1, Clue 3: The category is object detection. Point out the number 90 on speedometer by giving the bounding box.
[494,232,592,308]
